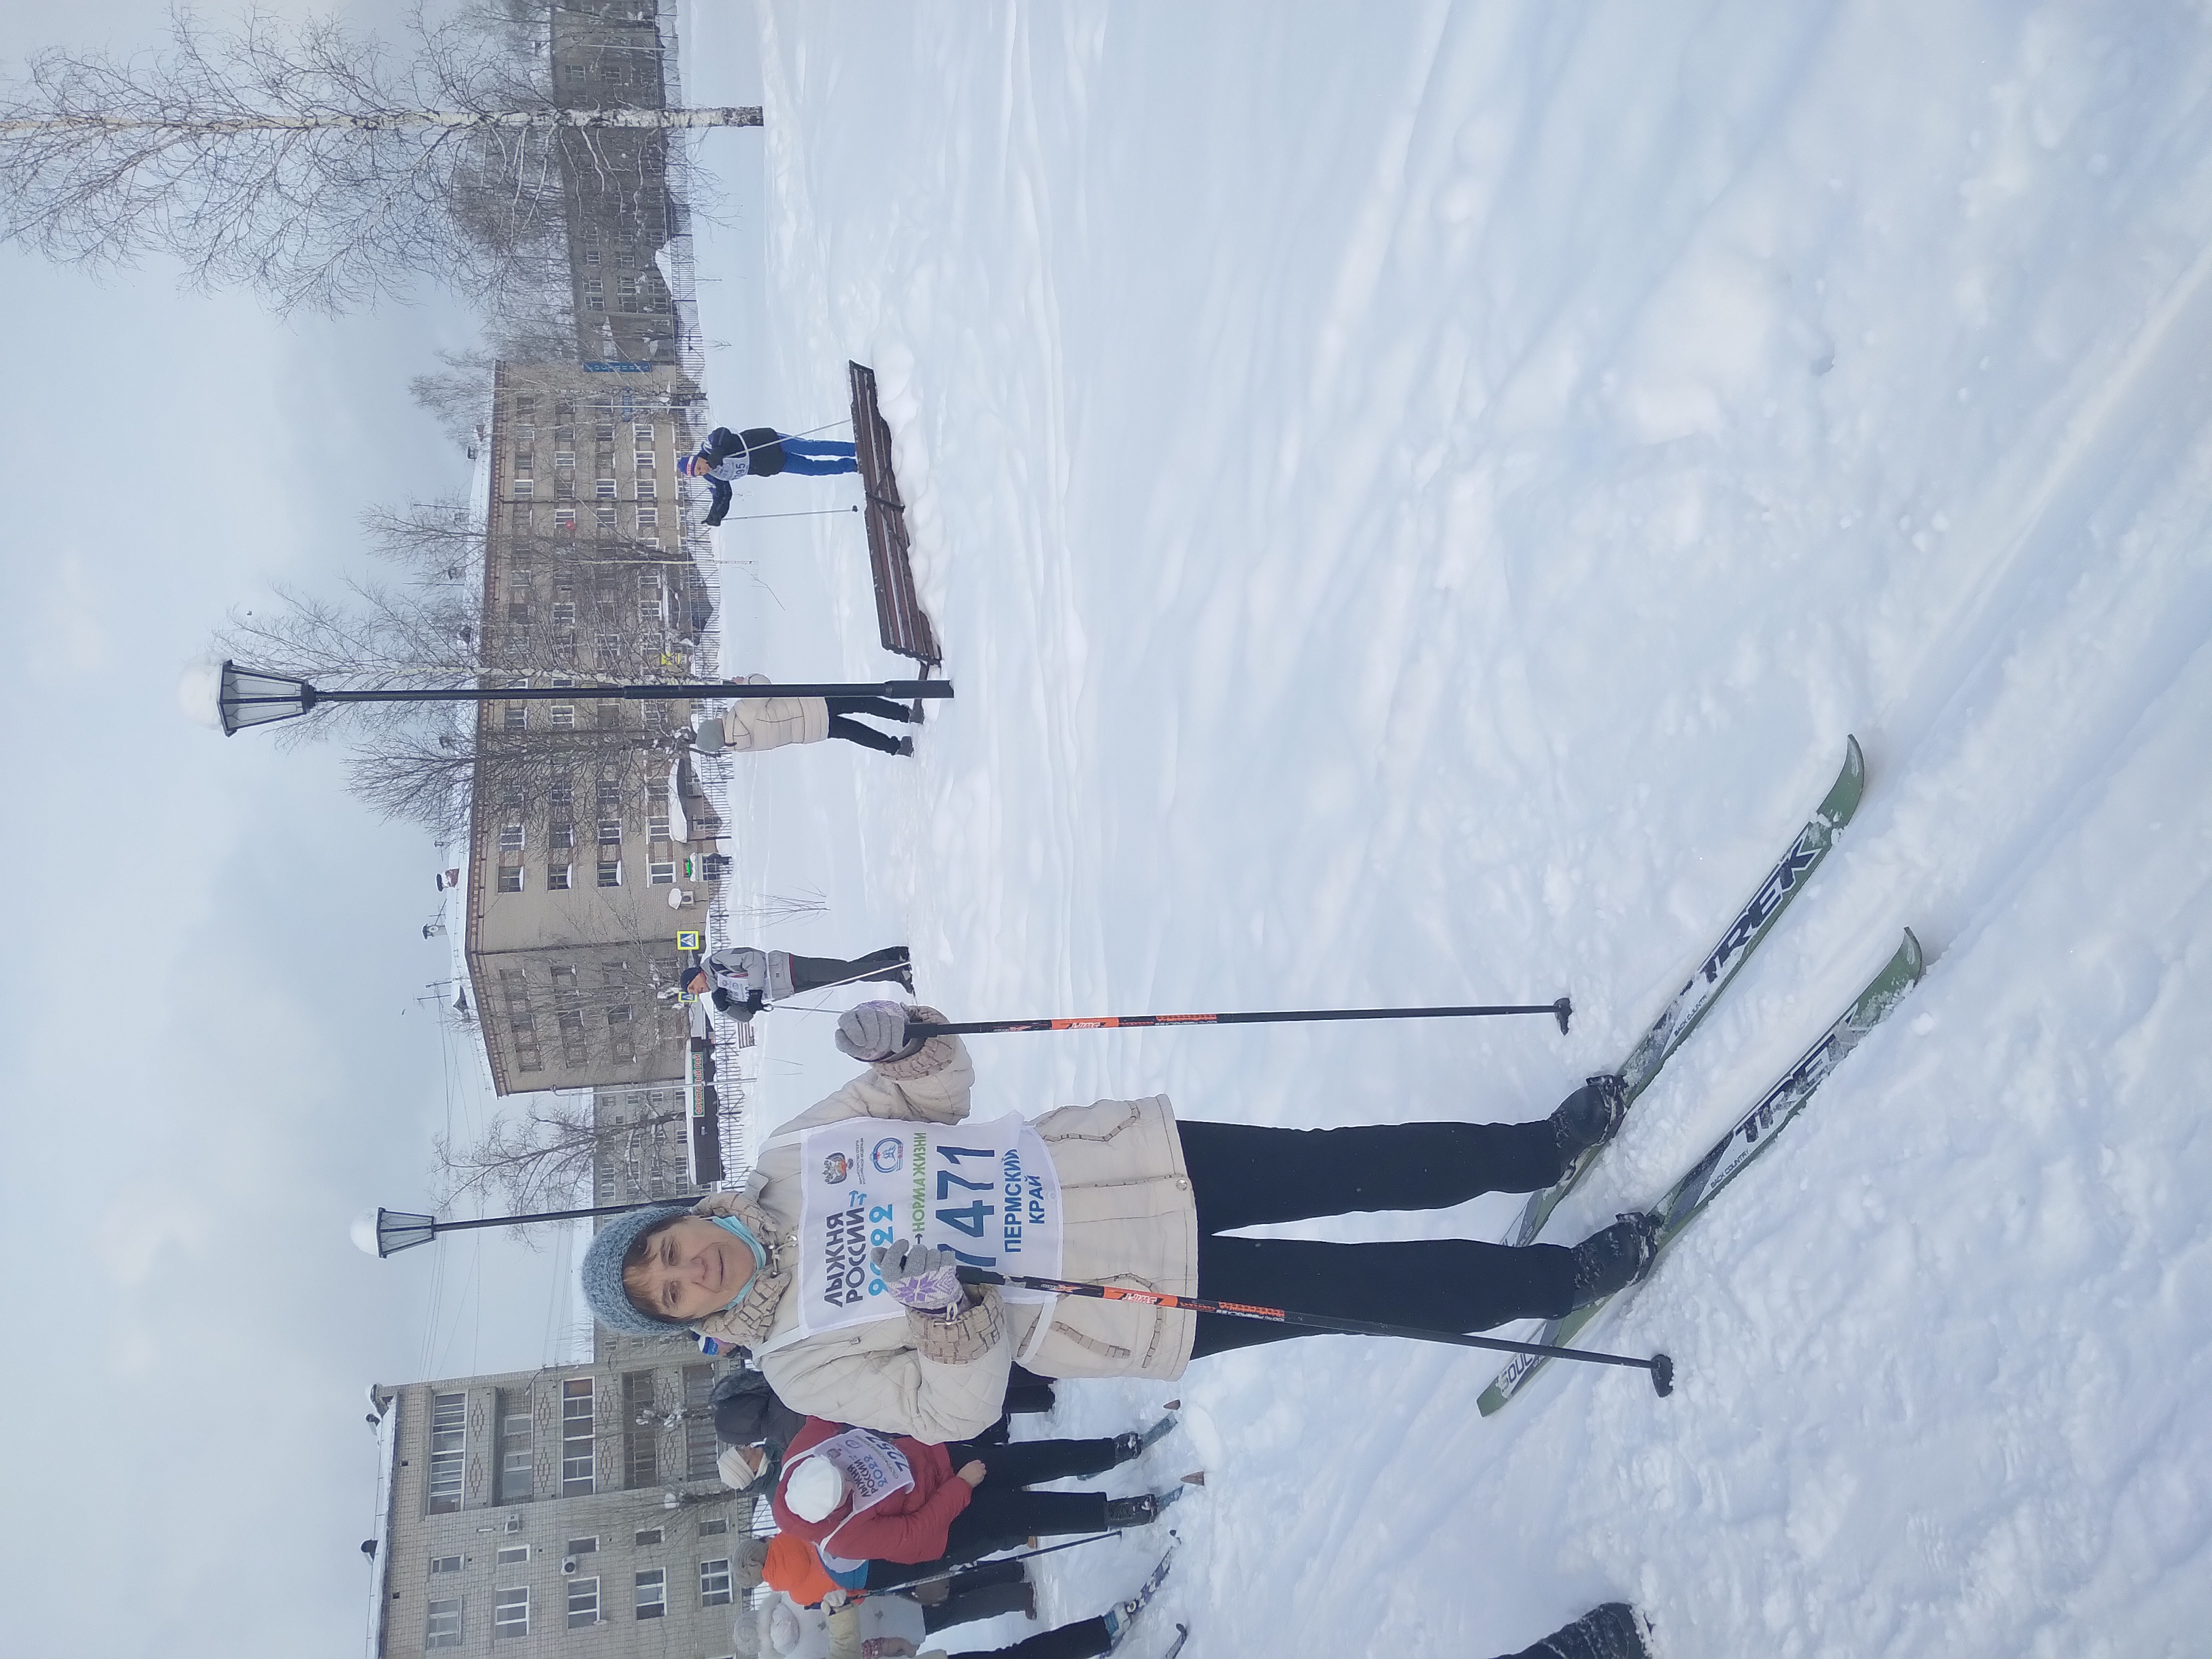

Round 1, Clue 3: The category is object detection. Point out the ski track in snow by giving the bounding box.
[698,6,2212,1655]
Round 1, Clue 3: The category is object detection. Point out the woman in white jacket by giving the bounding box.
[579,1003,1654,1444]
[701,674,920,757]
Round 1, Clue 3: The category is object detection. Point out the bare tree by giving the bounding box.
[0,4,759,312]
[432,1089,687,1217]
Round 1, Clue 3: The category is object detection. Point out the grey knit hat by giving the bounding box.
[580,1205,693,1334]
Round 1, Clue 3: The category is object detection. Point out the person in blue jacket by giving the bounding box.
[687,425,858,526]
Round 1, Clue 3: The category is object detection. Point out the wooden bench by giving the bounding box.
[849,361,943,666]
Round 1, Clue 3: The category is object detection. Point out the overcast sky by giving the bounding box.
[0,4,761,1654]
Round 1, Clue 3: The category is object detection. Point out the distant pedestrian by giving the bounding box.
[698,675,920,758]
[688,946,915,1029]
[688,425,858,526]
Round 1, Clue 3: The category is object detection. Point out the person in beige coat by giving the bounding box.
[579,1003,1655,1443]
[698,674,920,758]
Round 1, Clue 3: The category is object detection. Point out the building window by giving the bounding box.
[499,824,525,852]
[596,506,617,530]
[647,814,671,840]
[634,451,655,473]
[429,1555,462,1574]
[606,1004,633,1025]
[598,821,624,845]
[554,450,575,470]
[565,63,585,83]
[596,477,617,499]
[512,479,533,499]
[566,1578,601,1629]
[497,868,524,894]
[517,1053,544,1073]
[549,705,576,730]
[496,1545,529,1568]
[496,1397,532,1504]
[698,1515,728,1537]
[648,864,675,886]
[547,865,573,892]
[699,1560,732,1607]
[494,1587,529,1638]
[598,860,622,888]
[554,505,576,529]
[635,507,659,528]
[503,705,526,731]
[638,600,661,625]
[634,1528,663,1547]
[425,1599,463,1649]
[635,478,657,501]
[426,1392,465,1514]
[565,1536,598,1556]
[560,1378,595,1494]
[551,602,576,626]
[634,1570,665,1620]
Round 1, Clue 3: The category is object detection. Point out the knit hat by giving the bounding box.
[783,1455,846,1523]
[717,1444,765,1490]
[579,1204,693,1335]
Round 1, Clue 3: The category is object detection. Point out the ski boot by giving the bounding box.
[1549,1074,1628,1159]
[1111,1414,1177,1464]
[1529,1602,1654,1659]
[1566,1211,1661,1310]
[1101,1487,1184,1528]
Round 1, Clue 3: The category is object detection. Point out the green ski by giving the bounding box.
[1479,928,1925,1415]
[1504,738,1867,1250]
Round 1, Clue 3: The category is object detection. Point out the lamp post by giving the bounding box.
[212,658,951,736]
[352,1197,686,1258]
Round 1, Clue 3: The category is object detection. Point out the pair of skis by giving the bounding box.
[1478,737,1926,1414]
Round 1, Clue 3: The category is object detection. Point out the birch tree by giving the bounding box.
[0,4,759,312]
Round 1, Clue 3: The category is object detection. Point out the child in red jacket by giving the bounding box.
[769,1414,1178,1570]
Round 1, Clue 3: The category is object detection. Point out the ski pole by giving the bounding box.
[956,1267,1673,1396]
[908,996,1574,1040]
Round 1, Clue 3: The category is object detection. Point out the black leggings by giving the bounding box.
[864,1437,1123,1587]
[787,948,910,992]
[824,695,915,753]
[1178,1118,1579,1356]
[948,1619,1114,1659]
[921,1560,1029,1633]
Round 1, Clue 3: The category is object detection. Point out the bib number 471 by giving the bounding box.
[934,1144,998,1265]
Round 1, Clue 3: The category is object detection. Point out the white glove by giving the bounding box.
[835,1000,911,1062]
[871,1238,962,1312]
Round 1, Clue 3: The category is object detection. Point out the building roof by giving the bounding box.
[360,1395,401,1659]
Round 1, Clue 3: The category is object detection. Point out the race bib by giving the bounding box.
[808,1426,916,1573]
[793,1113,1063,1340]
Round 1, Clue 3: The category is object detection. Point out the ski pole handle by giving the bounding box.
[908,997,1573,1040]
[958,1267,1672,1396]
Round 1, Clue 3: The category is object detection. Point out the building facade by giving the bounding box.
[550,3,689,367]
[463,358,725,1096]
[366,1362,763,1659]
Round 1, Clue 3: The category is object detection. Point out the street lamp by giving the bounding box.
[351,1197,685,1258]
[208,657,951,738]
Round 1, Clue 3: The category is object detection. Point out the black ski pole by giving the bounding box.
[908,996,1573,1040]
[957,1268,1673,1396]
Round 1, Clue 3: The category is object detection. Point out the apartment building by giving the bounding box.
[363,1361,759,1659]
[550,3,688,366]
[463,359,723,1097]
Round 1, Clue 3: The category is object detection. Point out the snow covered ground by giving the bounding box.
[688,5,2212,1655]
